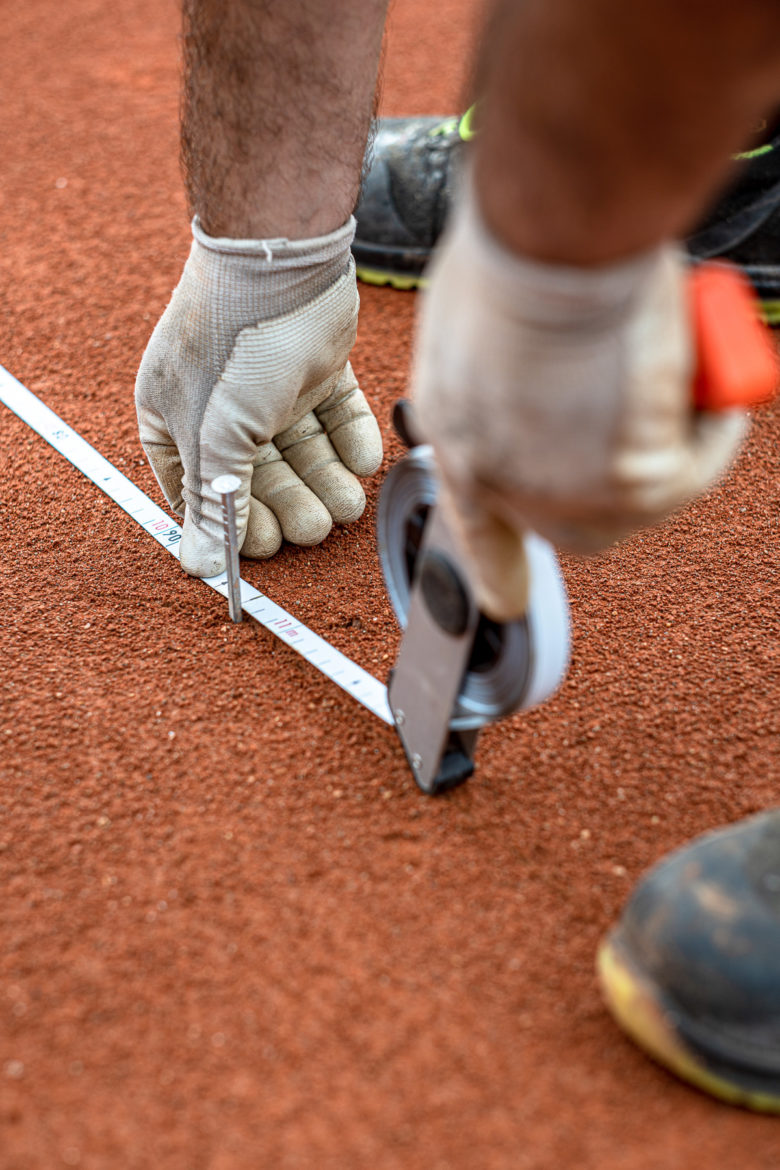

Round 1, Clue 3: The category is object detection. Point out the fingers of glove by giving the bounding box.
[274,412,367,526]
[241,497,283,559]
[179,468,253,579]
[314,363,383,477]
[251,443,332,547]
[609,409,748,522]
[531,411,749,554]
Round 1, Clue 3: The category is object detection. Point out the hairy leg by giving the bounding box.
[181,0,389,239]
[474,0,780,264]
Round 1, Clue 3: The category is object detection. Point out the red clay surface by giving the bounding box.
[1,1,780,1167]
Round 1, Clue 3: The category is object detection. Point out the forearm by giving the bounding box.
[475,0,780,264]
[181,0,389,239]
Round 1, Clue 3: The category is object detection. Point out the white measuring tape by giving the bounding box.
[0,364,393,725]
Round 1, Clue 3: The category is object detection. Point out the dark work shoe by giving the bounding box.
[687,126,780,325]
[354,112,780,321]
[598,810,780,1112]
[352,111,475,289]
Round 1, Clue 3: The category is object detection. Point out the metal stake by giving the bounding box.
[211,474,242,623]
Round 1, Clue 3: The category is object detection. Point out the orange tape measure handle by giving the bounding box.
[690,262,779,411]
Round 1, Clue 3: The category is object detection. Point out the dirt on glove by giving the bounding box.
[1,0,779,1167]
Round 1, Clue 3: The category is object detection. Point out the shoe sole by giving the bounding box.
[597,930,780,1113]
[355,263,428,292]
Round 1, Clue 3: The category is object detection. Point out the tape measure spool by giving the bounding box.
[376,445,541,730]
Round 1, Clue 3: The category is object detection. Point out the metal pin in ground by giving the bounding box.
[211,474,242,624]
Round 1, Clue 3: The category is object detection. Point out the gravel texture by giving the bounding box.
[1,0,780,1166]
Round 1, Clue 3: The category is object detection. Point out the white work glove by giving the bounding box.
[136,216,383,577]
[412,173,747,620]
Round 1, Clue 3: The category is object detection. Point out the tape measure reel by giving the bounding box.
[376,445,571,732]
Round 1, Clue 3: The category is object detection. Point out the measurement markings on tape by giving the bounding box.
[0,364,393,726]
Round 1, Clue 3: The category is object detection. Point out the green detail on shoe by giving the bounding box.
[429,117,459,139]
[760,299,780,326]
[458,105,478,142]
[734,143,774,160]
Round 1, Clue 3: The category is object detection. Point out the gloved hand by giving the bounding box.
[136,216,383,577]
[412,172,747,620]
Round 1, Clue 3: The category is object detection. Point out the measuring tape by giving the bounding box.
[0,364,393,726]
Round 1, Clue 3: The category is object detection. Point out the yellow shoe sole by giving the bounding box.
[597,933,780,1113]
[355,265,428,292]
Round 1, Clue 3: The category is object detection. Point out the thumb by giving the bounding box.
[136,403,185,517]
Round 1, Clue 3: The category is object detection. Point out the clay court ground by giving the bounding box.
[1,1,780,1166]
